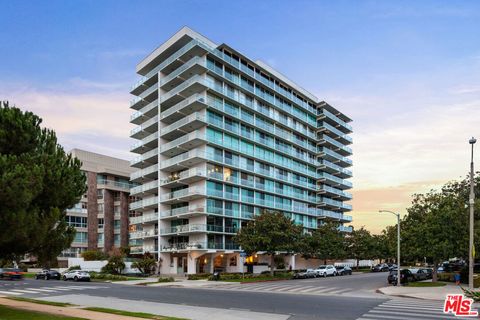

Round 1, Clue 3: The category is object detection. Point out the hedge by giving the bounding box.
[88,272,129,281]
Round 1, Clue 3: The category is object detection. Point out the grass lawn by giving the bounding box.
[0,305,86,320]
[6,297,75,307]
[407,281,447,287]
[84,307,187,319]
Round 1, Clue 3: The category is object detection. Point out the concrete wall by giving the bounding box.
[67,258,140,273]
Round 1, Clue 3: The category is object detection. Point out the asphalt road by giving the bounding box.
[0,272,391,319]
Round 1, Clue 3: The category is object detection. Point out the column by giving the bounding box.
[86,171,98,250]
[103,189,114,252]
[119,192,129,248]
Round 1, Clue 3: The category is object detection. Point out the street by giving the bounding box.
[0,272,469,319]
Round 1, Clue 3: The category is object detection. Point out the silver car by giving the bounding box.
[63,270,90,282]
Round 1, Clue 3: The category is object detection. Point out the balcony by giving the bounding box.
[318,159,352,179]
[130,229,158,239]
[160,56,207,90]
[160,149,207,172]
[129,196,158,211]
[318,109,353,134]
[160,94,207,125]
[130,164,158,183]
[318,135,353,156]
[319,147,352,167]
[317,172,352,190]
[130,132,158,154]
[159,75,209,108]
[160,224,206,235]
[159,131,206,157]
[160,168,206,188]
[130,115,158,140]
[160,112,206,140]
[318,122,353,145]
[130,99,158,125]
[338,225,353,233]
[130,83,158,111]
[160,205,206,220]
[130,213,158,225]
[130,147,158,168]
[160,187,206,204]
[160,241,207,252]
[317,185,352,200]
[97,179,134,192]
[131,40,207,95]
[129,180,158,197]
[319,197,352,211]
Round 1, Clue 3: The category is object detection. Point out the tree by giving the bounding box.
[300,221,346,264]
[101,248,125,274]
[0,101,86,264]
[380,173,480,281]
[234,210,303,276]
[346,227,376,270]
[81,250,108,261]
[131,252,157,275]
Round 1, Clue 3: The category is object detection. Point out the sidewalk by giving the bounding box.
[0,297,140,320]
[377,282,466,301]
[39,294,290,320]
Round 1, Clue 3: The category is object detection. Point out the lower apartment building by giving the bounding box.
[129,27,353,274]
[58,149,136,267]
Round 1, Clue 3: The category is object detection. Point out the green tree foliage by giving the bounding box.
[131,252,157,275]
[234,210,303,276]
[346,227,376,269]
[101,248,125,274]
[300,221,346,264]
[0,101,86,265]
[81,250,108,261]
[380,173,480,281]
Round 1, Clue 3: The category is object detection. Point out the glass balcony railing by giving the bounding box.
[318,172,353,188]
[160,112,205,136]
[320,147,353,166]
[320,135,353,155]
[160,187,205,202]
[318,109,353,132]
[338,225,353,233]
[130,164,158,181]
[129,196,158,211]
[320,122,353,144]
[130,115,158,137]
[130,180,158,195]
[130,148,158,166]
[159,131,206,154]
[160,93,206,120]
[160,168,206,185]
[160,205,206,218]
[160,56,205,87]
[130,132,158,152]
[130,99,158,123]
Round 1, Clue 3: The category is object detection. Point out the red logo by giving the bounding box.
[444,294,478,317]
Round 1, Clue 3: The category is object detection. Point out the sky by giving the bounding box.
[1,0,479,233]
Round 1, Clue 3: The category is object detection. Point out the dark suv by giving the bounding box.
[35,269,61,280]
[387,269,415,285]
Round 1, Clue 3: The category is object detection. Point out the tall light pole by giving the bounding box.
[380,210,401,286]
[469,137,476,290]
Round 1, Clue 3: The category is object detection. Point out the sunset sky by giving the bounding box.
[1,0,479,233]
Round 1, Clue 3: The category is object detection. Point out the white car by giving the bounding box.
[63,270,90,282]
[314,265,337,277]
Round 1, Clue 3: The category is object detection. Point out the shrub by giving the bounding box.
[131,253,156,275]
[89,272,128,281]
[208,272,293,281]
[101,250,125,275]
[187,273,211,280]
[67,265,81,271]
[82,250,107,261]
[158,277,175,283]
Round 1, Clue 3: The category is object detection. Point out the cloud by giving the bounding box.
[0,82,133,160]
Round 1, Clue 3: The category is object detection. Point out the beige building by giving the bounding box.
[58,149,137,267]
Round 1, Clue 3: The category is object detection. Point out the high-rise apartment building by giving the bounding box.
[58,149,136,267]
[129,27,352,275]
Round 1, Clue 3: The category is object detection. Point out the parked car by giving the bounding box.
[372,263,390,272]
[63,270,90,282]
[35,269,61,280]
[388,264,398,271]
[388,269,415,285]
[409,268,429,281]
[420,268,433,279]
[335,266,352,276]
[314,265,337,277]
[0,268,23,280]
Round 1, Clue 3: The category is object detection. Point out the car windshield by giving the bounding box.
[317,266,326,269]
[335,266,343,269]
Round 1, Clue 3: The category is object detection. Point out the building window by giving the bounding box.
[97,203,104,213]
[97,189,103,199]
[66,216,87,228]
[73,232,87,244]
[98,218,104,229]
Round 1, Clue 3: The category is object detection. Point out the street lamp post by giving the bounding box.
[380,210,401,286]
[469,137,476,290]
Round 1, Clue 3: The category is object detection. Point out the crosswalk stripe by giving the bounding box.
[43,287,70,291]
[10,289,39,294]
[284,286,309,292]
[0,290,22,295]
[314,287,341,293]
[301,286,325,292]
[25,288,56,292]
[329,288,352,294]
[369,309,456,319]
[383,301,446,307]
[378,304,443,312]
